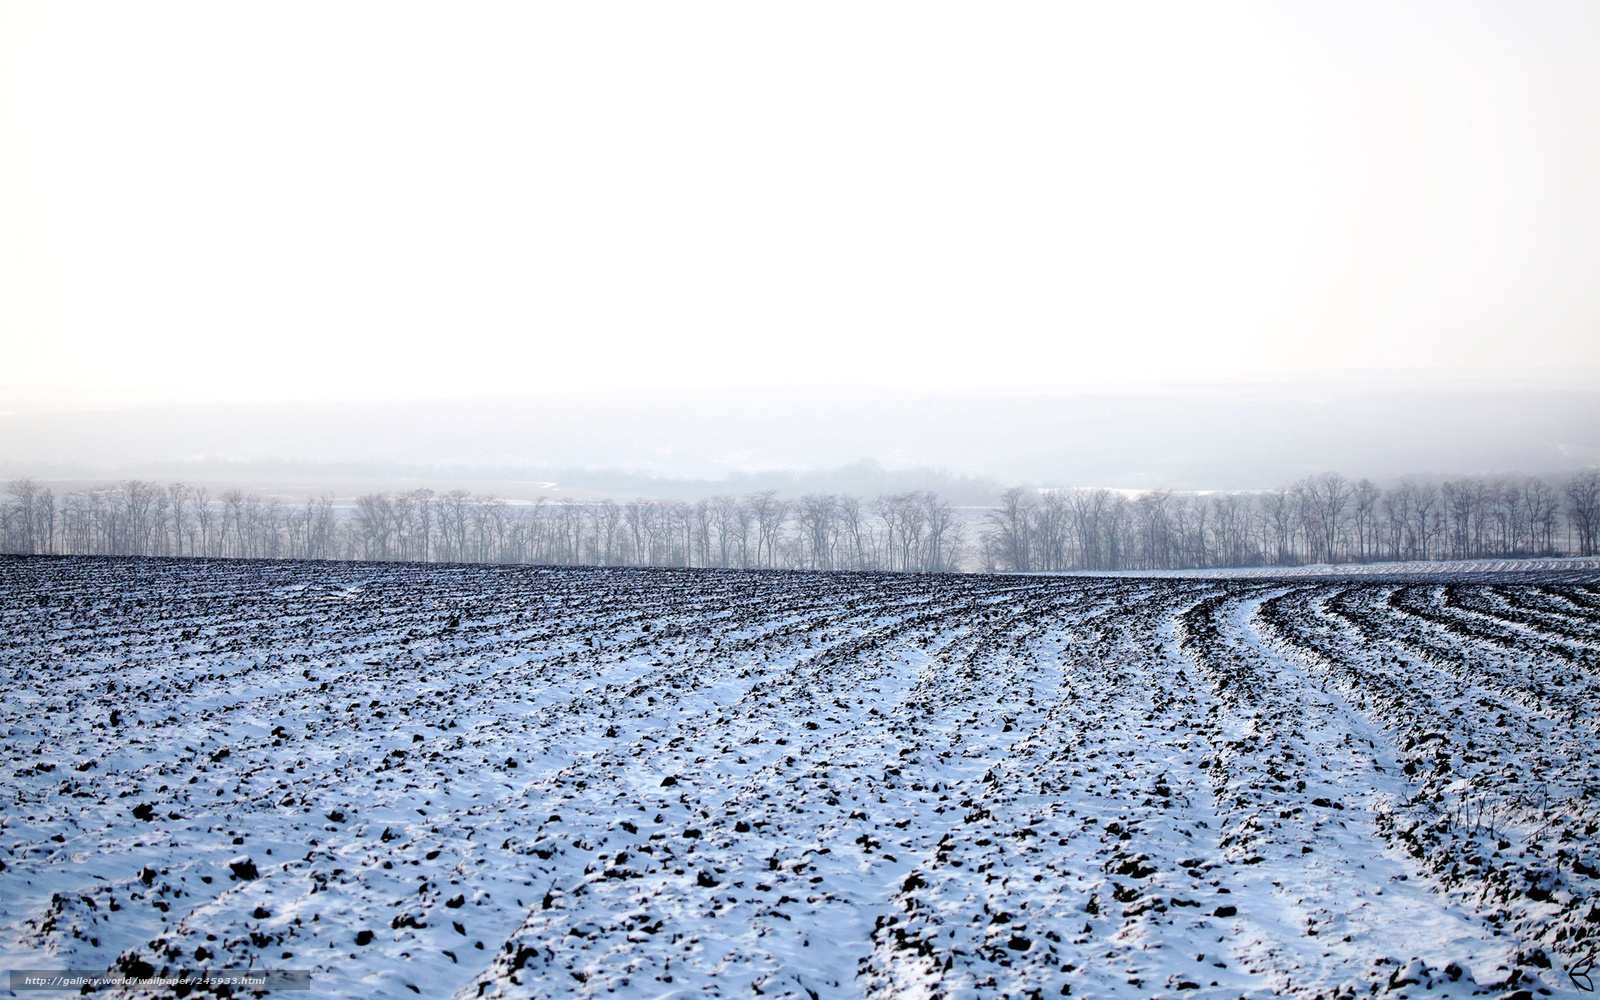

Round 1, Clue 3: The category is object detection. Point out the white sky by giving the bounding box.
[3,1,1598,410]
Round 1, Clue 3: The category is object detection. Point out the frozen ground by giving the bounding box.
[2,556,1599,998]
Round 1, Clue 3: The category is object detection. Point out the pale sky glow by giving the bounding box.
[3,1,1599,410]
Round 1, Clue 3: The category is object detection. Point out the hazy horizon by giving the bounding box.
[5,2,1600,495]
[4,380,1597,500]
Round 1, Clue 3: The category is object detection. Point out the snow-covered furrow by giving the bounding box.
[468,584,1087,997]
[2,557,1599,999]
[1172,586,1501,995]
[1479,586,1600,647]
[1263,584,1600,985]
[861,583,1251,996]
[1427,585,1600,667]
[1352,585,1595,731]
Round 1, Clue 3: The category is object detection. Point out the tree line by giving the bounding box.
[979,472,1600,572]
[0,482,964,572]
[4,471,1599,572]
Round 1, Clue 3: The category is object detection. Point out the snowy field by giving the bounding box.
[3,556,1599,998]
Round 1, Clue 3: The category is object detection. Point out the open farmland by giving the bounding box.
[3,557,1599,998]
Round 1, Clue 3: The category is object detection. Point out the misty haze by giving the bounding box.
[4,2,1600,998]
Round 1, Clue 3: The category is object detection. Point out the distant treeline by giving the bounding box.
[984,473,1600,571]
[4,472,1599,572]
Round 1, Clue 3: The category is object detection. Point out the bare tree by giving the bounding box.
[1568,470,1600,556]
[988,487,1034,572]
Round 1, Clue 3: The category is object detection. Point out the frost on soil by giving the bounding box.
[2,557,1599,998]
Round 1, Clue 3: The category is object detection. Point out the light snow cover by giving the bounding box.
[2,557,1599,998]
